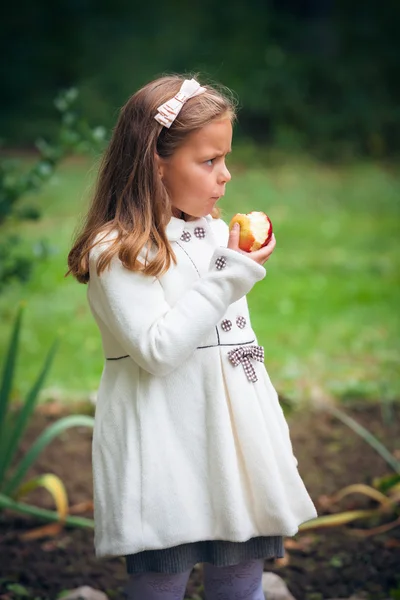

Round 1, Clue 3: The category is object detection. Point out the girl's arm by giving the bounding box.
[88,245,266,376]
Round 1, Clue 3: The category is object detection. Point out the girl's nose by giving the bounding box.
[219,163,231,184]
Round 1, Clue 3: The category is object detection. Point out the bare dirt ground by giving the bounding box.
[1,400,399,599]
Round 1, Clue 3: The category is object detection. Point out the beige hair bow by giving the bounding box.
[154,78,206,128]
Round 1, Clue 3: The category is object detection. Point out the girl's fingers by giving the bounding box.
[250,234,276,263]
[226,227,275,265]
[227,223,240,250]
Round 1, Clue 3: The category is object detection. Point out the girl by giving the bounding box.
[67,75,317,600]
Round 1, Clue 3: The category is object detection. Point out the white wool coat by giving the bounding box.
[87,214,317,558]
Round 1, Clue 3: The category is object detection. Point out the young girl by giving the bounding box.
[67,75,317,600]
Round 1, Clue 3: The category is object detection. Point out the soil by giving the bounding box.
[1,400,399,600]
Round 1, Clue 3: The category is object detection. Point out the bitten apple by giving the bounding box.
[229,211,273,252]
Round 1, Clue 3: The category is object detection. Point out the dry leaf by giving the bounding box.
[274,555,290,568]
[284,535,315,552]
[19,522,63,541]
[69,500,94,514]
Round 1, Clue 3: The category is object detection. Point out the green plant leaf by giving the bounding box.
[4,415,94,496]
[299,508,378,530]
[373,473,400,494]
[0,338,58,492]
[6,583,30,597]
[0,492,94,528]
[327,405,400,475]
[15,473,69,523]
[0,306,24,482]
[332,483,393,509]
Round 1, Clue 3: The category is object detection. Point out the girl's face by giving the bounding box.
[158,117,232,219]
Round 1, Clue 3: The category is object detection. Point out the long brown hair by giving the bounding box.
[67,75,236,283]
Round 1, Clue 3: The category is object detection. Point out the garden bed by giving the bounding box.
[1,401,399,599]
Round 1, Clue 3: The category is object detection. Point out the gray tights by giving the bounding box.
[124,558,265,600]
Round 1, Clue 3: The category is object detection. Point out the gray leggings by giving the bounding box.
[124,558,265,600]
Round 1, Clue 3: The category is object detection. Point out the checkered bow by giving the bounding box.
[227,345,264,383]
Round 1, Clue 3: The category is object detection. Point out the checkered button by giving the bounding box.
[180,230,191,242]
[221,319,232,332]
[236,316,247,329]
[194,226,206,239]
[215,256,227,270]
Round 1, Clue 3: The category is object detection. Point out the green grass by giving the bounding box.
[1,156,399,404]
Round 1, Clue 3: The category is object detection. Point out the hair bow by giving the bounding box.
[227,345,265,383]
[154,78,206,128]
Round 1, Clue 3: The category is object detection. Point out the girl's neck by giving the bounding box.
[172,208,196,222]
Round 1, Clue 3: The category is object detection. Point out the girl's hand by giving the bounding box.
[227,223,276,265]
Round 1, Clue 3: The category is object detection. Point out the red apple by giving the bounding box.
[229,211,273,252]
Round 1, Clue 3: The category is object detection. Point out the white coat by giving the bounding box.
[87,214,317,558]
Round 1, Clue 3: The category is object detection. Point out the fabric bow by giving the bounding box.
[154,78,206,128]
[227,345,264,383]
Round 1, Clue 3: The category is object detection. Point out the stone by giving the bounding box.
[262,572,297,600]
[327,597,370,600]
[61,586,109,600]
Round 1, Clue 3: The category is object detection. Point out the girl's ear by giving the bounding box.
[154,152,165,179]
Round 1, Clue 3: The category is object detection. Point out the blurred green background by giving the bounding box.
[1,0,399,406]
[2,0,400,159]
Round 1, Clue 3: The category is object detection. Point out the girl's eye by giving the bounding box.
[205,159,214,166]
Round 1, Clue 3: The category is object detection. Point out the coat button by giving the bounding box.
[194,226,206,239]
[221,319,232,332]
[215,256,227,270]
[180,230,191,242]
[236,316,247,329]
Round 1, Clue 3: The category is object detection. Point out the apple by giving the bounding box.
[229,211,273,252]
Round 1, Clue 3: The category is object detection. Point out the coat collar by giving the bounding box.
[165,214,214,241]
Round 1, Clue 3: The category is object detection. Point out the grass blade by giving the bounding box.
[372,473,400,493]
[299,509,378,530]
[332,483,393,508]
[0,307,24,481]
[327,405,400,475]
[16,473,69,539]
[16,473,68,523]
[350,515,400,537]
[0,339,58,490]
[4,415,94,496]
[0,492,94,528]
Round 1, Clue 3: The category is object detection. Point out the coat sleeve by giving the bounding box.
[88,244,266,376]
